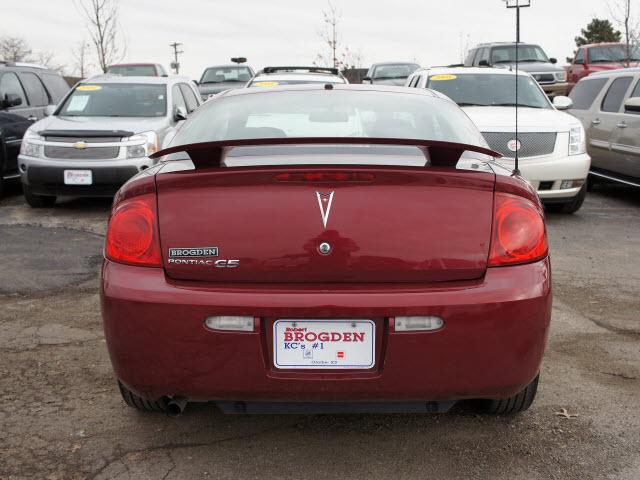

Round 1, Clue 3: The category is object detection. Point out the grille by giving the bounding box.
[532,73,555,84]
[483,132,557,158]
[44,136,121,143]
[44,145,120,160]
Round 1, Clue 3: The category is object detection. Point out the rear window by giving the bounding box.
[58,83,167,117]
[372,64,419,80]
[200,66,252,84]
[171,89,486,148]
[107,65,158,76]
[601,77,633,112]
[249,78,345,87]
[569,78,608,110]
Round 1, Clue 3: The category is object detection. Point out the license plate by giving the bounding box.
[273,319,375,369]
[64,170,92,185]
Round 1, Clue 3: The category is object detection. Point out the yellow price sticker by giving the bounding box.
[430,74,457,81]
[76,85,102,91]
[253,81,279,87]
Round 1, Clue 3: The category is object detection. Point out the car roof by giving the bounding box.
[250,72,346,83]
[203,64,248,69]
[223,82,443,98]
[580,42,625,48]
[413,66,530,77]
[475,42,539,47]
[108,63,160,67]
[370,61,420,67]
[589,67,640,77]
[80,74,190,84]
[0,61,57,72]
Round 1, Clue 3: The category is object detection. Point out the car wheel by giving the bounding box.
[477,374,539,415]
[118,381,168,413]
[22,183,56,208]
[546,185,586,215]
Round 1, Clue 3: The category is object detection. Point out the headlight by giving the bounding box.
[555,71,567,82]
[19,129,43,158]
[569,125,586,155]
[125,131,159,159]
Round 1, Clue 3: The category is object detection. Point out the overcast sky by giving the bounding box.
[0,0,621,79]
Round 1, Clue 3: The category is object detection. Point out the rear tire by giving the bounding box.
[22,183,56,208]
[477,374,539,415]
[118,381,167,413]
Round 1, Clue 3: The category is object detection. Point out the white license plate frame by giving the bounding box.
[63,169,92,185]
[273,319,375,370]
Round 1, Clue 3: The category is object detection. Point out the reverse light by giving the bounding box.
[395,316,444,332]
[488,192,548,267]
[19,129,43,158]
[105,194,161,267]
[126,131,159,158]
[569,125,586,155]
[205,316,255,332]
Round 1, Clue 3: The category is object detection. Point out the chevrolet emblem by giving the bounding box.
[73,141,88,150]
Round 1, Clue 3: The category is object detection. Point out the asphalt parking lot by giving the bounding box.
[0,182,639,480]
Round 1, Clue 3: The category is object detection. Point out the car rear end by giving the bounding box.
[101,86,551,413]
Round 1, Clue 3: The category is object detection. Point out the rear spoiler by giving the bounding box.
[149,137,502,169]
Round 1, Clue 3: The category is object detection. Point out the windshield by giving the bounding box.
[373,64,419,79]
[427,73,551,109]
[491,45,549,63]
[107,65,157,76]
[589,45,640,62]
[171,89,485,147]
[58,83,167,117]
[200,66,252,84]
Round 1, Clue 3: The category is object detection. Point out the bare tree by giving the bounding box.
[0,36,32,62]
[314,2,363,70]
[72,40,92,78]
[78,0,125,72]
[33,50,66,73]
[609,0,640,66]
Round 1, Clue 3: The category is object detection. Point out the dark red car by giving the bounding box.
[101,85,551,416]
[566,42,640,91]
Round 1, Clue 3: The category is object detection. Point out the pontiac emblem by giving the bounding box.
[73,141,88,150]
[316,191,334,229]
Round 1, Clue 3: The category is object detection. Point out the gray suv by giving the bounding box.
[18,74,201,206]
[465,42,568,97]
[568,68,640,188]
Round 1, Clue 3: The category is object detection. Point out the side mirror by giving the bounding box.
[193,79,199,85]
[174,106,188,121]
[549,57,558,64]
[478,60,490,67]
[1,93,22,108]
[44,105,57,116]
[362,76,371,83]
[624,97,640,113]
[553,95,573,110]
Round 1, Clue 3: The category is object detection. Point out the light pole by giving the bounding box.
[169,42,183,74]
[503,0,530,43]
[502,0,530,176]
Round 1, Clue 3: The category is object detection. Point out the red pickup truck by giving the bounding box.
[565,43,640,92]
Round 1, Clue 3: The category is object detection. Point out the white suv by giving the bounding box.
[406,67,591,213]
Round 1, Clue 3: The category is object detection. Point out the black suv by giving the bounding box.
[0,62,70,196]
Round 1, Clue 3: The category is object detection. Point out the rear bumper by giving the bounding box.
[101,258,552,403]
[19,155,153,197]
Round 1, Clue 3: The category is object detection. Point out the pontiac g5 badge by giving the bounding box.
[316,191,334,229]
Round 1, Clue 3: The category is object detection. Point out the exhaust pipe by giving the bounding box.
[166,396,187,417]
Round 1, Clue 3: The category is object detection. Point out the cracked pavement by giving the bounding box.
[0,183,638,480]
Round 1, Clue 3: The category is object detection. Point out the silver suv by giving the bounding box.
[568,68,640,188]
[18,74,201,207]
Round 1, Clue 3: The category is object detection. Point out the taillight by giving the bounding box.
[488,192,548,267]
[105,194,161,267]
[275,172,375,182]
